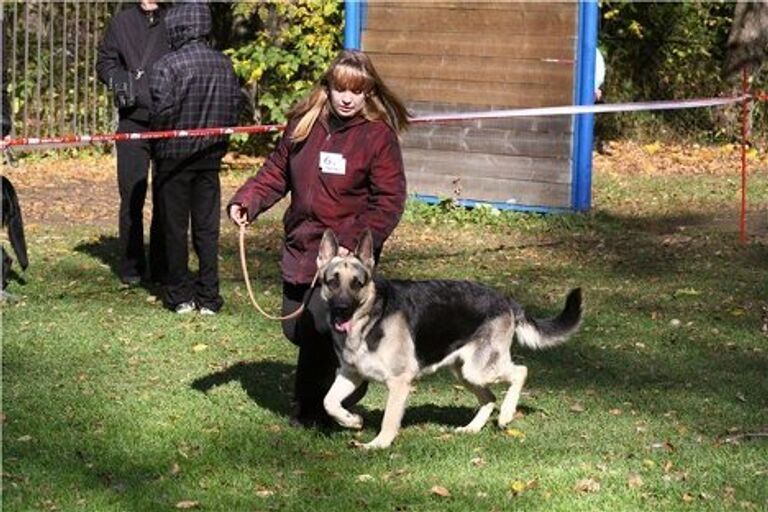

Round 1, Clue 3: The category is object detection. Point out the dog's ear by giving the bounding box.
[354,229,375,269]
[317,229,339,269]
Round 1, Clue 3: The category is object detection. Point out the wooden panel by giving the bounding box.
[403,125,572,159]
[365,5,577,36]
[407,172,572,208]
[363,31,575,60]
[388,77,573,107]
[403,149,571,184]
[370,54,572,86]
[372,1,576,13]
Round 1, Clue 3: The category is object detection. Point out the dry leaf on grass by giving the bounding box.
[510,479,538,496]
[175,500,199,509]
[627,472,644,489]
[570,403,585,413]
[430,485,451,497]
[574,478,601,493]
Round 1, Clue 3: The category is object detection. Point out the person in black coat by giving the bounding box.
[96,0,170,286]
[149,1,242,314]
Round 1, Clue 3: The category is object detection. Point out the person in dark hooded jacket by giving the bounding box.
[96,0,170,286]
[149,1,241,314]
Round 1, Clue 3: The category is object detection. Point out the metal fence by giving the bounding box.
[2,1,121,140]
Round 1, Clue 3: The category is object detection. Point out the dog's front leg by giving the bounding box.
[324,369,364,430]
[364,377,411,450]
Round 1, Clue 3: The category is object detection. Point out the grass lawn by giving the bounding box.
[2,146,767,511]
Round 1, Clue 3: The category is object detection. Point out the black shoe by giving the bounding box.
[119,275,142,287]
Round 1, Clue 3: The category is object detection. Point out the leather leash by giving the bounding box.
[238,224,317,321]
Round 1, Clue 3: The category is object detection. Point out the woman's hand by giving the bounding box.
[229,204,249,227]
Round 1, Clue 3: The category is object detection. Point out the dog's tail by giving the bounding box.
[513,288,582,350]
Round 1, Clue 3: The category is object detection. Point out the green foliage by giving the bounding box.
[402,198,595,233]
[226,0,343,153]
[599,2,767,143]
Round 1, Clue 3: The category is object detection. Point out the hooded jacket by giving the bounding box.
[148,3,241,165]
[96,4,170,123]
[228,114,407,285]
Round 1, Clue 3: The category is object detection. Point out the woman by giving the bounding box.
[228,50,410,427]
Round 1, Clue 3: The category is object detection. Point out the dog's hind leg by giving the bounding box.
[451,364,496,434]
[324,369,364,430]
[497,364,528,427]
[363,376,412,449]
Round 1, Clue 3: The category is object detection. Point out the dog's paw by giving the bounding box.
[497,413,516,428]
[361,436,392,450]
[455,424,483,434]
[336,412,363,430]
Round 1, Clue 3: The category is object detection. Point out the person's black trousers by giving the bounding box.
[115,118,164,283]
[281,282,367,426]
[156,162,223,311]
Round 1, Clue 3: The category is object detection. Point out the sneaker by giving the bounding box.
[199,307,217,316]
[174,301,196,314]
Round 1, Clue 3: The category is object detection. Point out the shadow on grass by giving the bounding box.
[190,360,294,417]
[189,360,544,430]
[73,234,122,277]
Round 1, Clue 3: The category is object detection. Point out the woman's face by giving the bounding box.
[329,86,366,118]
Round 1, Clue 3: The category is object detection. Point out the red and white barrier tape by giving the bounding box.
[0,94,758,150]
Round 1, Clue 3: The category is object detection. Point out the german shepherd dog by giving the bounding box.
[316,229,583,449]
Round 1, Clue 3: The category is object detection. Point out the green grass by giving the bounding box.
[3,168,767,511]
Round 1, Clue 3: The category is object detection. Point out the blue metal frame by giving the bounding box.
[345,1,598,213]
[343,1,363,49]
[571,0,599,212]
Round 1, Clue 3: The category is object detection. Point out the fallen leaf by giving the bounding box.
[570,403,585,413]
[510,479,537,496]
[175,501,199,509]
[628,472,643,489]
[170,463,181,476]
[255,489,274,498]
[470,457,486,468]
[504,428,526,439]
[609,408,622,416]
[192,344,208,353]
[510,480,527,495]
[356,474,374,482]
[431,485,451,497]
[16,435,32,442]
[682,493,695,503]
[575,478,601,493]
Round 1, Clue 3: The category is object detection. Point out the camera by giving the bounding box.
[110,70,137,110]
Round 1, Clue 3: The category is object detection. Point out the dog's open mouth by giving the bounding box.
[334,319,353,333]
[330,307,354,334]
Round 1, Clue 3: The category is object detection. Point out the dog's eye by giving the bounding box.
[350,276,366,290]
[327,275,340,290]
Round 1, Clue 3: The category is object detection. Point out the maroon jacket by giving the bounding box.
[229,115,406,284]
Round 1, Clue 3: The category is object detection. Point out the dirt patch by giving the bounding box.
[3,142,766,236]
[3,153,254,230]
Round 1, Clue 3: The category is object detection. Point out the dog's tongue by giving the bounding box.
[334,320,353,333]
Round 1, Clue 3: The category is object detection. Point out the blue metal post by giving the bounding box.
[571,0,599,212]
[344,1,362,49]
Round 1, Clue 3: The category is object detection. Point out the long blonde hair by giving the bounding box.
[288,50,410,143]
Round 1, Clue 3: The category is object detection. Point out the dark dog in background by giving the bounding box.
[316,229,583,449]
[2,175,29,297]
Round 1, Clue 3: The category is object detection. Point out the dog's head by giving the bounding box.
[316,229,376,334]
